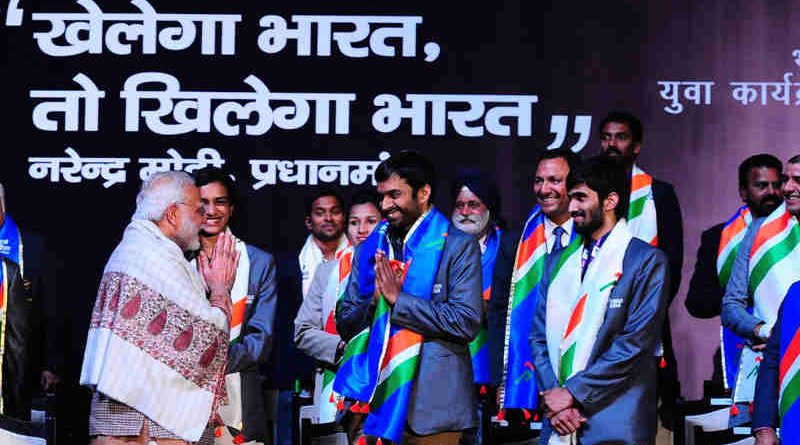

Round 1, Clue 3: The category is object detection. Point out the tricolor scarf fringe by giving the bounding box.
[80,220,229,441]
[546,221,632,445]
[733,203,800,404]
[501,206,547,410]
[469,224,501,385]
[778,282,800,440]
[333,209,448,443]
[717,205,752,390]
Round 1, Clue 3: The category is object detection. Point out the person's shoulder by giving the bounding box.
[703,222,725,239]
[500,227,521,245]
[626,238,668,265]
[652,177,673,188]
[245,243,273,263]
[445,225,476,245]
[651,178,677,197]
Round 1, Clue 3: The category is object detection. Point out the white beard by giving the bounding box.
[452,210,490,236]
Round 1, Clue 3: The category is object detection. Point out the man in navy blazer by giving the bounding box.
[337,151,482,445]
[530,156,670,444]
[193,168,277,442]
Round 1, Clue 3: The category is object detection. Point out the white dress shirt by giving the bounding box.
[543,217,573,253]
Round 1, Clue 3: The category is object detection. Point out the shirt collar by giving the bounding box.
[543,217,573,250]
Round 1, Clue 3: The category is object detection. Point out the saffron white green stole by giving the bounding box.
[627,166,658,247]
[546,221,632,445]
[778,282,800,438]
[333,209,448,443]
[717,205,751,390]
[734,203,800,404]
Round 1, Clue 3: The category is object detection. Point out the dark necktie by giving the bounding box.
[552,226,566,254]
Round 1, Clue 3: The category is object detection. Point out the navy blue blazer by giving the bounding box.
[530,237,670,445]
[336,226,483,435]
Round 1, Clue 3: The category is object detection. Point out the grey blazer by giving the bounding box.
[228,244,277,441]
[530,238,669,445]
[336,226,482,436]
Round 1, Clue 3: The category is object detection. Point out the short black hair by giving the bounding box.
[348,189,381,217]
[598,111,643,143]
[305,186,345,217]
[738,154,782,189]
[191,167,239,208]
[536,148,582,176]
[374,150,436,201]
[567,156,630,220]
[788,154,800,165]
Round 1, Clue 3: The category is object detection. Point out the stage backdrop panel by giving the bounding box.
[2,0,800,400]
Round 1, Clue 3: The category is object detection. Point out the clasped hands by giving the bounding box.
[198,232,240,323]
[540,387,586,436]
[372,250,403,305]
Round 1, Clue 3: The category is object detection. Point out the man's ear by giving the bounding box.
[605,191,620,213]
[416,184,432,207]
[304,215,312,231]
[739,186,748,202]
[164,203,180,225]
[632,141,642,157]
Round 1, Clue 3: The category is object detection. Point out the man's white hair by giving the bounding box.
[132,171,196,222]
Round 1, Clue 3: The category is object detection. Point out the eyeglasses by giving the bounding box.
[176,202,205,217]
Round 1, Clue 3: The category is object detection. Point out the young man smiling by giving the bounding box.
[530,156,669,445]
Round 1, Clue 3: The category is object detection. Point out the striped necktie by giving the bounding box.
[552,226,566,254]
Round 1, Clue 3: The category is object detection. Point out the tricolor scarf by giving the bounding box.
[733,203,800,403]
[469,224,501,385]
[0,216,22,273]
[80,220,230,441]
[204,233,250,432]
[0,260,8,415]
[545,221,632,445]
[628,165,658,247]
[333,209,449,443]
[316,245,352,424]
[500,206,546,410]
[716,205,752,390]
[778,282,800,440]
